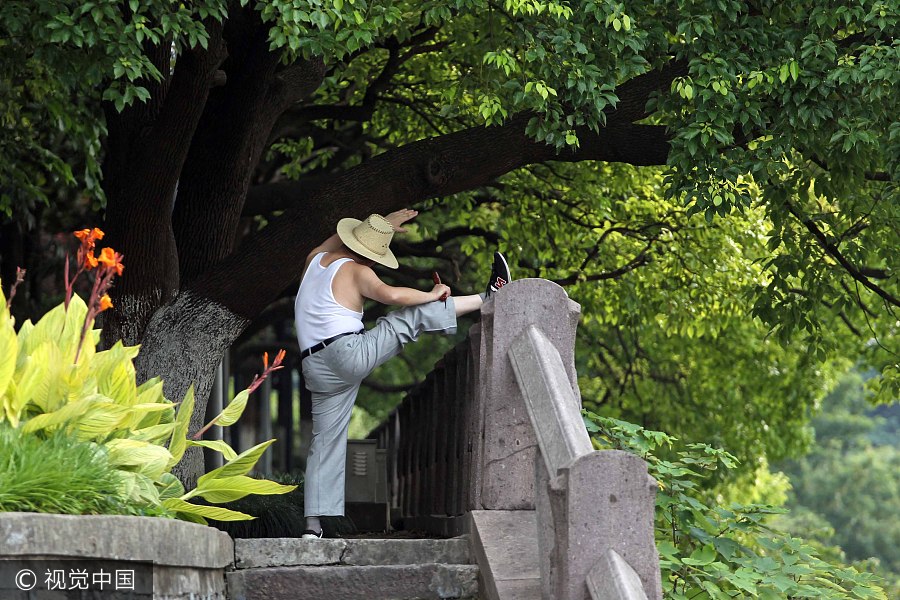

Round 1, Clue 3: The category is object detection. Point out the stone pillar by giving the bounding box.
[478,279,581,509]
[546,451,662,600]
[535,455,557,600]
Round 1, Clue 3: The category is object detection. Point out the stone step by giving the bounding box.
[234,536,471,569]
[226,563,479,600]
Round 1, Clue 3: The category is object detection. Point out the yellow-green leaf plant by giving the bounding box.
[0,231,294,523]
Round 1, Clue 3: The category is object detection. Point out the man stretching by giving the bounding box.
[294,209,511,538]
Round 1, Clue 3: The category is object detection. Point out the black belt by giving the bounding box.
[300,331,360,359]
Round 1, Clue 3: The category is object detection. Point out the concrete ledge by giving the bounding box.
[0,512,233,600]
[0,512,233,568]
[508,325,593,476]
[226,564,479,600]
[235,537,471,569]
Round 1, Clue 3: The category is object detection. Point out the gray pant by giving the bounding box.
[301,298,458,516]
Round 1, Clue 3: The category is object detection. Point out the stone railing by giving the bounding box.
[509,325,662,600]
[370,279,662,599]
[369,337,475,533]
[369,279,582,531]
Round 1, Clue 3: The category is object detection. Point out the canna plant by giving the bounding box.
[0,229,294,523]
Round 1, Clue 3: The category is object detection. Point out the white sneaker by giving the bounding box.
[301,529,323,539]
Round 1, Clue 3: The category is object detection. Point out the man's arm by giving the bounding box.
[354,264,449,306]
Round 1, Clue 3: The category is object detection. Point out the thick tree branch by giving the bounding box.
[608,59,688,122]
[272,58,327,109]
[243,173,333,216]
[173,17,326,282]
[140,23,228,175]
[808,154,892,183]
[189,111,671,318]
[101,20,228,346]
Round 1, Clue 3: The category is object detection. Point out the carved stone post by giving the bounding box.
[477,279,581,509]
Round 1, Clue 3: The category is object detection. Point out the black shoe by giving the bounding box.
[485,251,511,296]
[301,529,324,539]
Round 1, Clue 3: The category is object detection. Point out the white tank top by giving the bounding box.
[294,252,364,350]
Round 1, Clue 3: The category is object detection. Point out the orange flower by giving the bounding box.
[99,294,113,312]
[74,227,104,244]
[97,247,124,275]
[74,228,107,271]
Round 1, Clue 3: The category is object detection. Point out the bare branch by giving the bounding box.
[786,200,900,308]
[552,243,653,286]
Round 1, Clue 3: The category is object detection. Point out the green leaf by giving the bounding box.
[130,422,177,444]
[197,439,276,485]
[187,439,238,461]
[21,395,100,433]
[105,438,172,479]
[167,386,195,468]
[0,295,18,401]
[681,544,717,566]
[157,473,185,500]
[779,63,790,83]
[162,498,254,522]
[185,474,295,503]
[214,389,250,427]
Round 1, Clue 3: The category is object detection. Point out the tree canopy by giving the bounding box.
[1,0,897,483]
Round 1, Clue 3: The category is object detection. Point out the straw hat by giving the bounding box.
[336,214,399,269]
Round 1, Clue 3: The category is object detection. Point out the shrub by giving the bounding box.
[583,411,887,599]
[0,229,293,523]
[0,422,154,516]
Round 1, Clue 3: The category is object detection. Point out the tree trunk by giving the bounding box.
[101,24,226,347]
[134,289,250,489]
